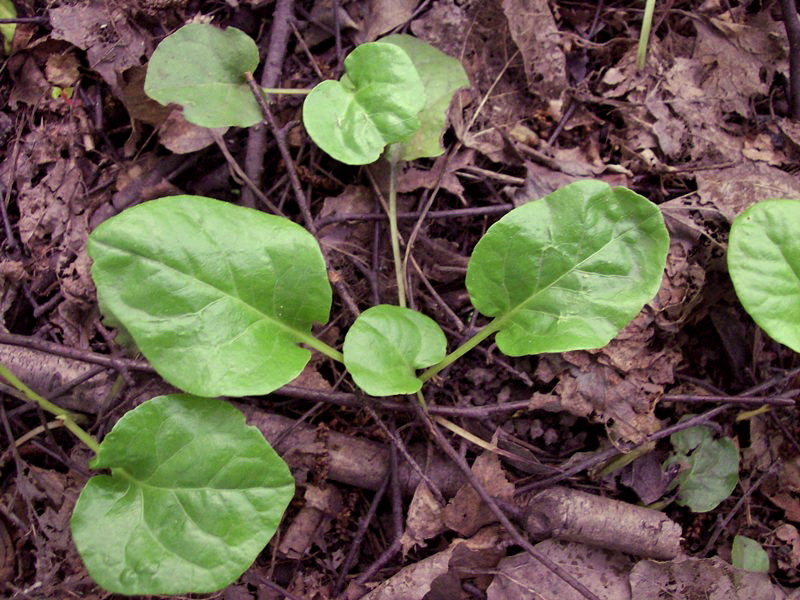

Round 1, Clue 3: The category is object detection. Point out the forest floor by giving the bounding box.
[1,0,800,599]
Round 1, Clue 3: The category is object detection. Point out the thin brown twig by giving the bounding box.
[315,203,512,229]
[781,0,800,119]
[0,332,152,373]
[244,72,361,319]
[663,393,797,406]
[412,403,601,600]
[211,130,285,215]
[241,0,295,208]
[515,404,732,494]
[334,471,391,595]
[700,461,783,557]
[364,404,445,503]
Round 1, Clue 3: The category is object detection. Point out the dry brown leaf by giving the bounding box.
[775,524,800,571]
[500,0,567,101]
[357,0,417,43]
[362,526,508,600]
[695,162,800,223]
[487,541,633,600]
[443,452,514,536]
[50,1,147,94]
[44,52,80,87]
[159,111,227,154]
[400,482,446,554]
[630,556,787,600]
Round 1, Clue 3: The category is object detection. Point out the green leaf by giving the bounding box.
[144,23,262,128]
[302,42,426,165]
[71,395,295,595]
[380,34,469,161]
[731,535,770,573]
[665,425,739,513]
[728,199,800,353]
[343,305,446,396]
[0,0,15,55]
[88,195,332,397]
[466,180,669,356]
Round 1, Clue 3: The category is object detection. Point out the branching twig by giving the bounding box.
[245,72,361,319]
[781,0,800,119]
[411,402,601,600]
[241,0,295,208]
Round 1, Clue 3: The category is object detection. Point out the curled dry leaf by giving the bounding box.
[443,452,514,537]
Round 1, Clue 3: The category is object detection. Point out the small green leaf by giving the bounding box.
[670,423,710,455]
[343,305,446,396]
[144,23,262,128]
[303,42,426,165]
[728,199,800,353]
[381,34,469,161]
[665,425,739,513]
[732,535,770,573]
[0,0,16,55]
[88,195,332,397]
[466,180,669,356]
[71,395,295,595]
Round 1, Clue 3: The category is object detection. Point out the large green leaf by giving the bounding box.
[71,395,295,595]
[728,199,800,353]
[144,24,262,128]
[665,425,739,513]
[302,42,426,165]
[381,34,469,161]
[466,180,669,356]
[88,195,332,397]
[343,305,446,396]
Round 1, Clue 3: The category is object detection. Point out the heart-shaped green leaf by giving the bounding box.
[381,34,469,161]
[466,180,669,356]
[88,195,332,397]
[71,394,295,595]
[665,425,739,513]
[144,23,262,128]
[728,199,800,353]
[302,42,426,165]
[343,305,446,395]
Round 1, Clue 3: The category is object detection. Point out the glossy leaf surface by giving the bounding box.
[731,535,769,573]
[71,395,295,595]
[666,425,739,513]
[728,199,800,353]
[466,180,669,356]
[145,24,262,128]
[88,195,332,397]
[343,305,446,395]
[381,34,469,161]
[303,42,425,164]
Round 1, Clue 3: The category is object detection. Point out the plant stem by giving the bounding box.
[261,87,312,95]
[386,147,406,307]
[0,363,101,454]
[637,0,657,69]
[296,332,344,363]
[418,319,500,382]
[415,389,428,411]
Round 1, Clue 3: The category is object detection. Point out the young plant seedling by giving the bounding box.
[43,20,674,597]
[145,22,469,307]
[63,178,671,594]
[727,198,800,353]
[664,422,739,513]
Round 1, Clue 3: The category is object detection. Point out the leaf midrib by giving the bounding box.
[492,209,661,331]
[92,238,318,348]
